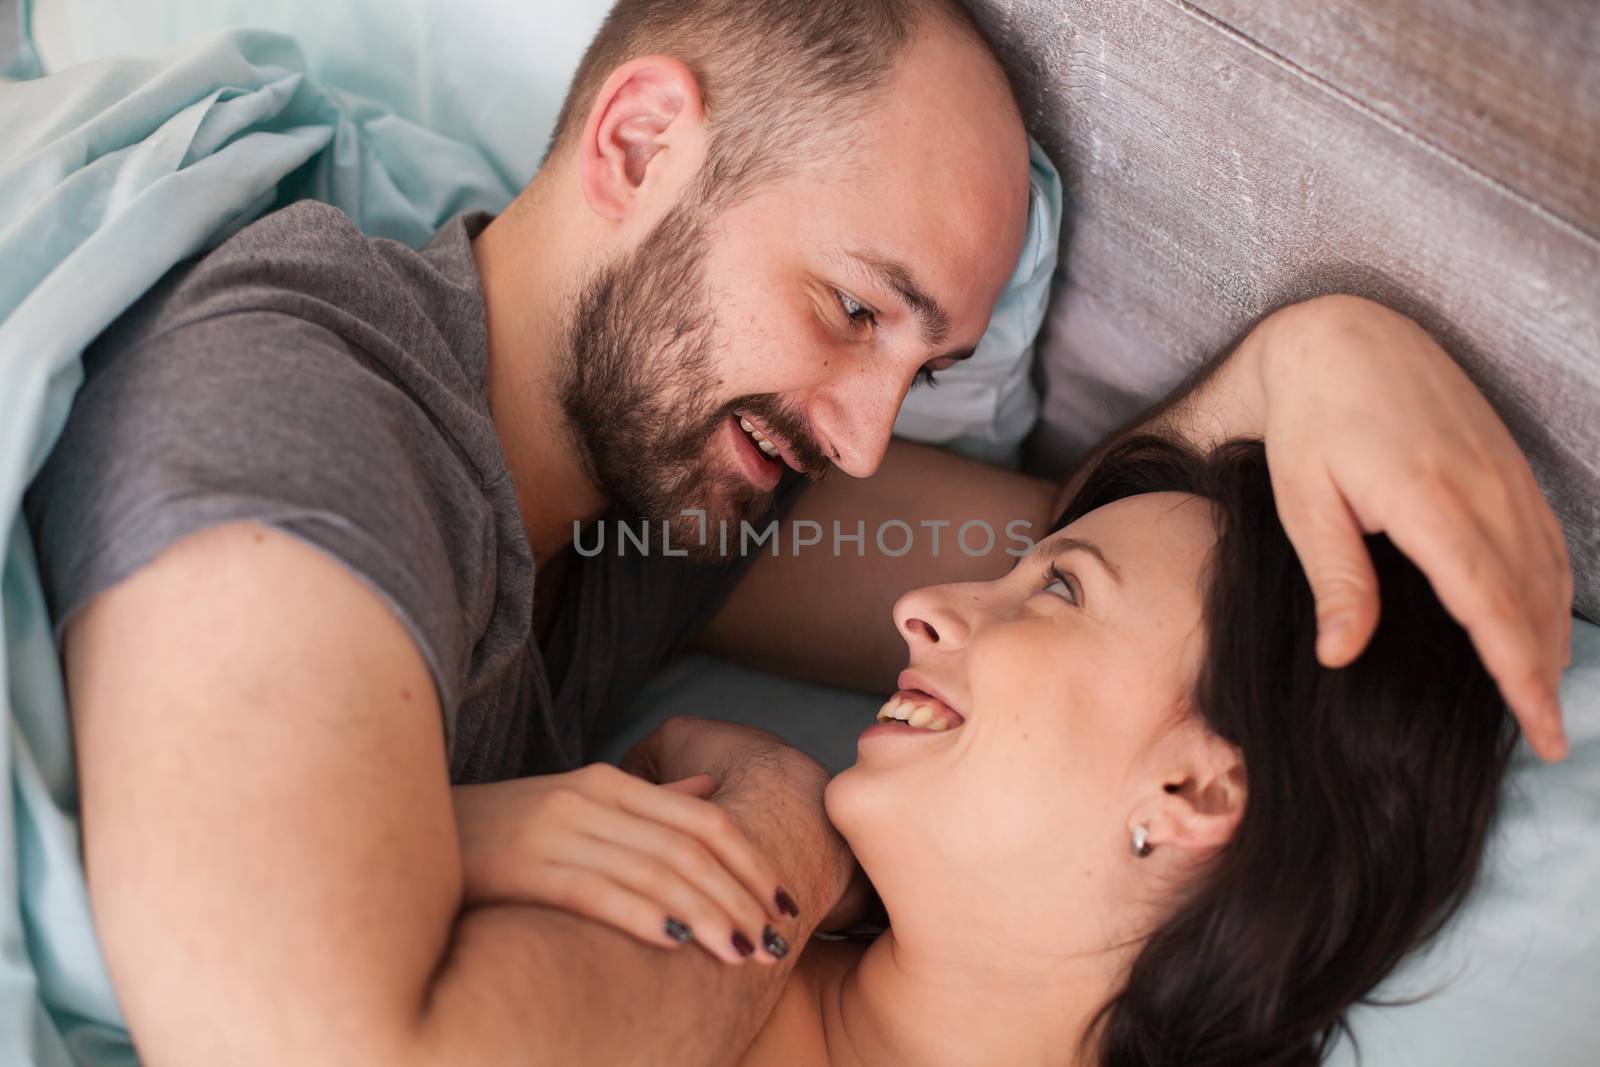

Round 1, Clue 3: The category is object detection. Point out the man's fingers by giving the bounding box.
[1269,461,1381,667]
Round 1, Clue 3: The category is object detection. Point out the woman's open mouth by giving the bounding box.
[870,688,966,733]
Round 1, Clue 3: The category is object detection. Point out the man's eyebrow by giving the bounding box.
[1045,536,1124,586]
[843,250,953,349]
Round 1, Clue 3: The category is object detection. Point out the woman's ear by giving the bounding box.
[1133,731,1246,860]
[577,54,708,223]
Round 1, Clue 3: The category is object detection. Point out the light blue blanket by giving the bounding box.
[0,29,513,1065]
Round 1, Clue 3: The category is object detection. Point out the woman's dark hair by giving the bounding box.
[1065,435,1519,1067]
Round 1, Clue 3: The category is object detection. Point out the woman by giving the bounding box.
[732,435,1520,1063]
[458,435,1518,1064]
[749,434,1520,1064]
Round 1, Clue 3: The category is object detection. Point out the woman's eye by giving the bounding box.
[1042,564,1080,606]
[834,289,877,331]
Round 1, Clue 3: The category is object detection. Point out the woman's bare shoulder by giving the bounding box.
[739,938,867,1066]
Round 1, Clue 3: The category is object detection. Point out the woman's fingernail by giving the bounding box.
[775,888,799,918]
[762,925,789,959]
[731,931,755,958]
[664,917,692,944]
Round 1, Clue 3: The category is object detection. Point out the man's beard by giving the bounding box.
[560,199,825,562]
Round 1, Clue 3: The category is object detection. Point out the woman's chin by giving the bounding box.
[823,766,881,852]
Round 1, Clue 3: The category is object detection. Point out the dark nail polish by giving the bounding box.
[731,931,755,957]
[775,887,800,918]
[762,925,790,959]
[664,917,692,944]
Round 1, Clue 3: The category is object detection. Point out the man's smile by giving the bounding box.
[724,412,786,491]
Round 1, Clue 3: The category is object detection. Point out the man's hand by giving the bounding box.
[1245,295,1573,758]
[622,717,858,926]
[452,763,793,963]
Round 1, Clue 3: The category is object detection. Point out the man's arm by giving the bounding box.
[70,522,841,1067]
[696,439,1056,693]
[697,327,1264,695]
[702,295,1572,757]
[1150,294,1571,758]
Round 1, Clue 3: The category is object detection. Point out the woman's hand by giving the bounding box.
[1251,294,1574,758]
[452,762,798,964]
[623,716,858,931]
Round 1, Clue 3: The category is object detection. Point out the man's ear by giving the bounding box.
[577,55,707,223]
[1132,731,1246,860]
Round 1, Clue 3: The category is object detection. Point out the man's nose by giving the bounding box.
[807,368,910,478]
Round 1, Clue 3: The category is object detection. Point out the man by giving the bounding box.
[24,0,1571,1064]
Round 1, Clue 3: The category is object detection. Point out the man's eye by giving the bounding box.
[1042,564,1080,606]
[834,289,877,330]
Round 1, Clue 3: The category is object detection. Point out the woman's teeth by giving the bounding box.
[875,696,950,731]
[739,416,780,459]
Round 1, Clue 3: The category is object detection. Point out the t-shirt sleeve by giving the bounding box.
[24,309,489,744]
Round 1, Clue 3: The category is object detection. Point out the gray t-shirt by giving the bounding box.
[25,201,774,783]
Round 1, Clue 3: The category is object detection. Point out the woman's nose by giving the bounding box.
[893,584,973,650]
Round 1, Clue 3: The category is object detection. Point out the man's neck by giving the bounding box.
[472,182,608,566]
[819,928,1124,1067]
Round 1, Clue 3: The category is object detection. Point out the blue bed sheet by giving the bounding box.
[0,28,512,1065]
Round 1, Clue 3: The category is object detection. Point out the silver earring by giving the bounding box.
[1131,824,1153,858]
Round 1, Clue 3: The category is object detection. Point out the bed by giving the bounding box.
[4,1,1597,1064]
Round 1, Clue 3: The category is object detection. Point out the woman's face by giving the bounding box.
[826,491,1234,950]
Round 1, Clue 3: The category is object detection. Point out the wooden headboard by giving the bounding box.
[971,0,1599,619]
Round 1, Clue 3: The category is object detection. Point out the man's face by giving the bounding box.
[560,28,1031,557]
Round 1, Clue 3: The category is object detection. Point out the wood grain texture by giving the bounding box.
[965,0,1600,621]
[1199,0,1600,240]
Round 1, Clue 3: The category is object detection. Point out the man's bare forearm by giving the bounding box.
[410,758,845,1066]
[413,904,802,1065]
[1069,294,1417,479]
[1052,295,1354,511]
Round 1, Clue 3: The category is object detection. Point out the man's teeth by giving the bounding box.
[875,696,950,731]
[739,416,780,458]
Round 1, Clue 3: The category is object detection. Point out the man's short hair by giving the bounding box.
[546,0,1000,204]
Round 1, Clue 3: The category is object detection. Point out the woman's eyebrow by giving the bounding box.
[1046,537,1124,586]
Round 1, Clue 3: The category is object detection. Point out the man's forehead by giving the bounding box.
[834,164,1028,332]
[870,154,1028,313]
